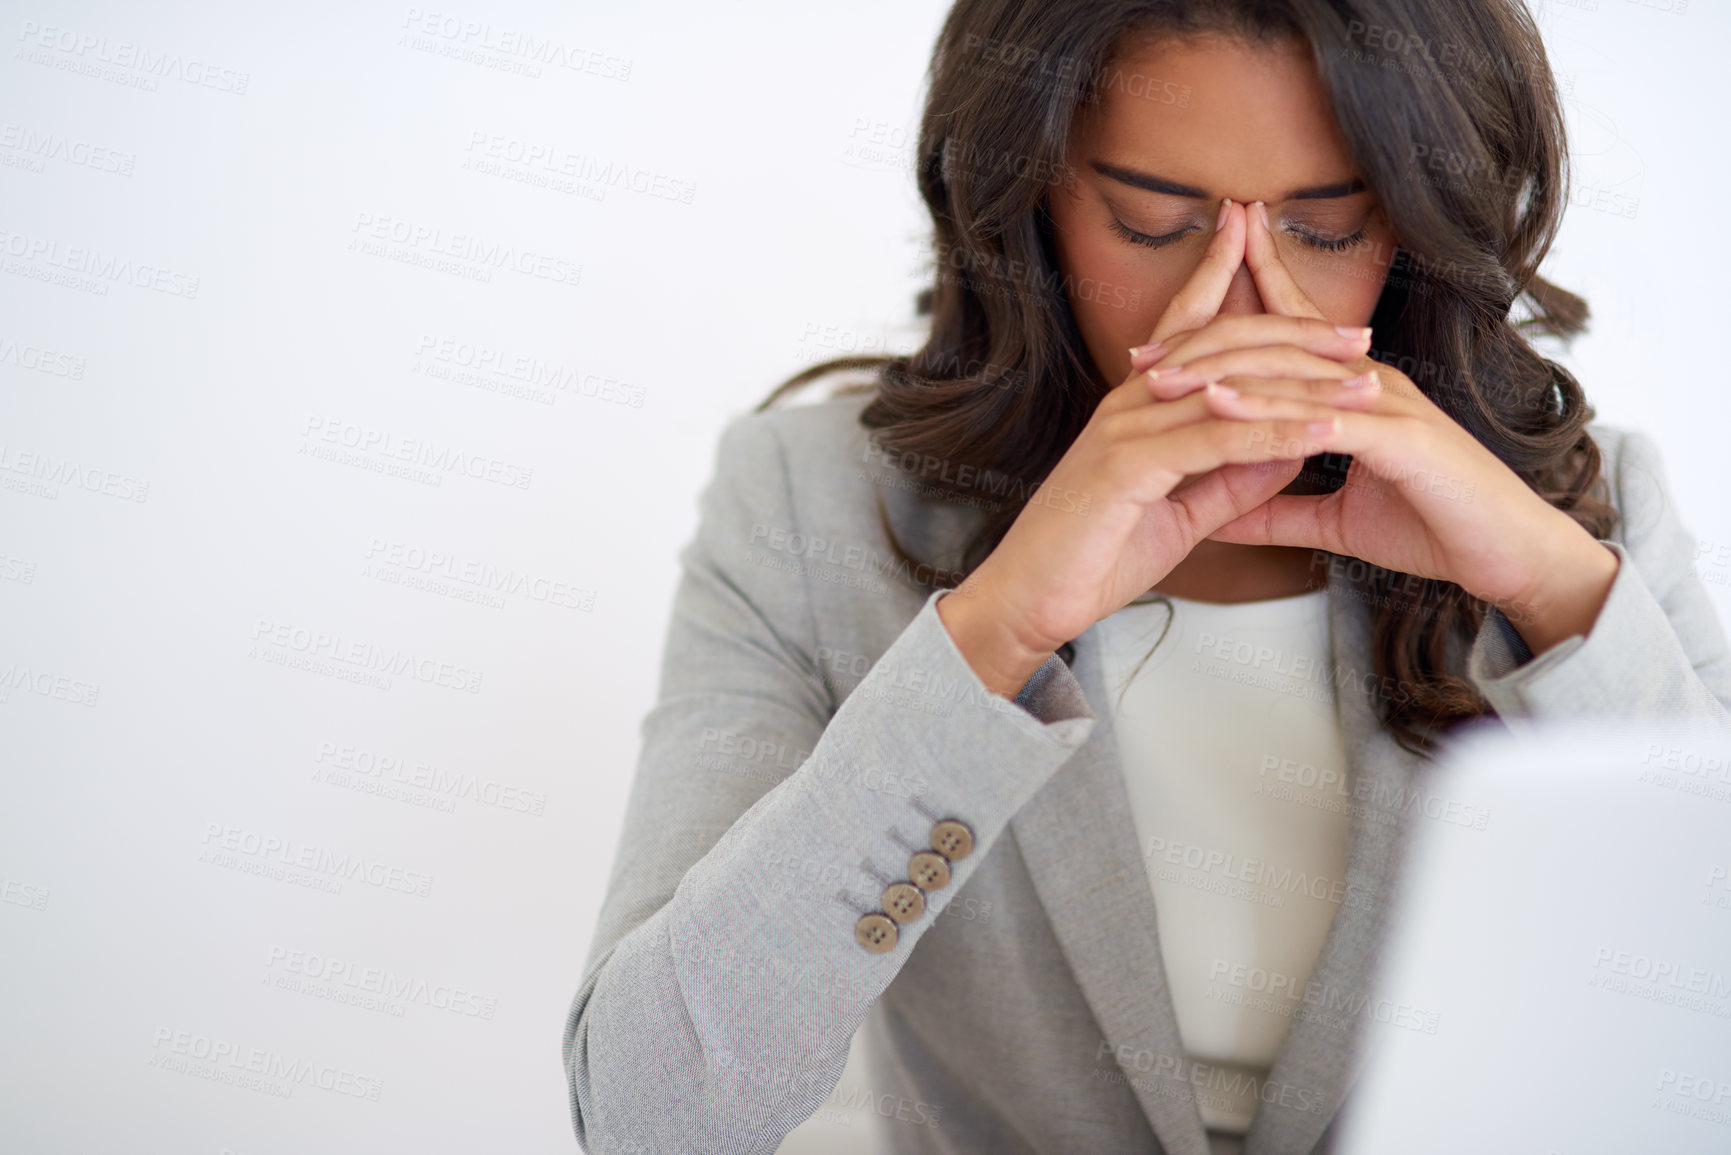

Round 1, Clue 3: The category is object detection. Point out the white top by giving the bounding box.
[1092,587,1351,1137]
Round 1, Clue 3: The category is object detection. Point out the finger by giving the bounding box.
[1098,346,1194,419]
[1145,200,1246,343]
[1150,372,1382,413]
[1295,407,1482,506]
[1152,314,1371,370]
[1116,417,1344,497]
[1149,347,1378,395]
[1120,377,1379,445]
[1266,406,1483,507]
[1164,458,1306,540]
[1151,367,1381,405]
[1118,375,1375,441]
[1159,346,1365,386]
[1130,325,1207,373]
[1198,379,1384,420]
[1293,407,1426,470]
[1207,492,1343,552]
[1107,324,1198,418]
[1101,386,1225,440]
[1128,339,1171,374]
[1244,200,1328,320]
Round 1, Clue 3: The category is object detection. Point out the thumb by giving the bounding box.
[1166,457,1303,542]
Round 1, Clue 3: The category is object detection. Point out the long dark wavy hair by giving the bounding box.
[755,0,1615,757]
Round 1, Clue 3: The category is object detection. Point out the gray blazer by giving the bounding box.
[563,388,1731,1155]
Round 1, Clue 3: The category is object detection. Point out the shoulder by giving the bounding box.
[699,387,894,557]
[711,387,879,489]
[1583,420,1701,583]
[1583,420,1673,542]
[704,384,985,589]
[1584,419,1639,472]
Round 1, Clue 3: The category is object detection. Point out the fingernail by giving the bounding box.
[1206,381,1238,400]
[1254,201,1269,230]
[1129,340,1166,359]
[1307,417,1339,437]
[1335,325,1373,340]
[1217,198,1231,229]
[1342,370,1378,389]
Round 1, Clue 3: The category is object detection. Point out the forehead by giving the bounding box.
[1075,31,1359,195]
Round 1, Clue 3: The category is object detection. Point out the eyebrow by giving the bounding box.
[1091,161,1367,201]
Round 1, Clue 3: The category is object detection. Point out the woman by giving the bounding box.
[564,1,1731,1152]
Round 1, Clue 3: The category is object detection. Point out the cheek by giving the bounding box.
[1275,229,1400,326]
[1049,201,1192,384]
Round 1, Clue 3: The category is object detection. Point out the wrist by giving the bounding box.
[936,578,1057,700]
[1494,532,1620,658]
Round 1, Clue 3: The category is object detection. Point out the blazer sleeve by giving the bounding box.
[1466,426,1731,724]
[562,409,1098,1154]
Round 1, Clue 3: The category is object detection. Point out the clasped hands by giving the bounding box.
[1127,198,1617,657]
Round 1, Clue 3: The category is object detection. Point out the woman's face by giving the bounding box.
[1047,32,1399,386]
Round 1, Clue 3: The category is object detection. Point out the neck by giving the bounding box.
[1151,540,1328,604]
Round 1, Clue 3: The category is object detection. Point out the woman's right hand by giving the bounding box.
[937,200,1379,698]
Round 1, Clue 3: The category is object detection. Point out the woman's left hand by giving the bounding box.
[1157,200,1620,656]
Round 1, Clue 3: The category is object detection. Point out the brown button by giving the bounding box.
[909,851,952,891]
[930,819,975,861]
[882,882,926,923]
[855,913,898,953]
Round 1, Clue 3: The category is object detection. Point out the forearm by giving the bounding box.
[1470,541,1731,725]
[564,588,1095,1152]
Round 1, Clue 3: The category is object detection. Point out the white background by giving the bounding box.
[0,2,1723,1153]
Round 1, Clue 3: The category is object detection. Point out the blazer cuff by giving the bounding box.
[918,587,1092,730]
[817,587,1094,863]
[667,584,1098,1009]
[1468,540,1699,720]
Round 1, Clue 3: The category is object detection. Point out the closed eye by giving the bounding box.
[1108,216,1196,250]
[1286,224,1369,253]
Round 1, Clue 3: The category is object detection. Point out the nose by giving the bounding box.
[1217,259,1266,315]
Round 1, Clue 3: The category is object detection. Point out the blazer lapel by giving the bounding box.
[1239,568,1428,1155]
[1010,566,1430,1155]
[1010,619,1213,1155]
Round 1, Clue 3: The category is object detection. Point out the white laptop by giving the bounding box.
[1334,719,1731,1154]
